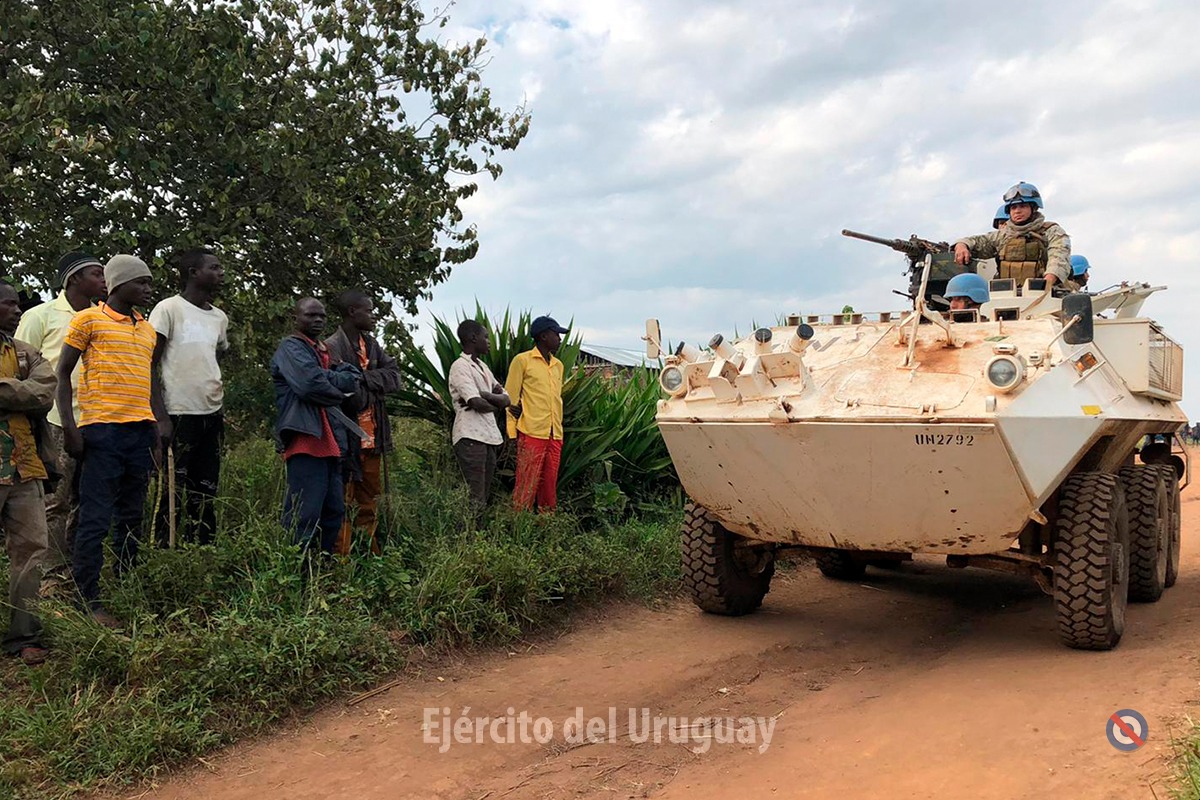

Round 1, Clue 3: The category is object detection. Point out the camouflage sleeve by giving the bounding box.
[953,230,1001,259]
[1044,223,1071,283]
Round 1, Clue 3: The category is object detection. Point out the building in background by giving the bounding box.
[577,344,660,378]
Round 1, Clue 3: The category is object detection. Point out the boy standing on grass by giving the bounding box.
[505,316,567,512]
[15,251,107,577]
[449,319,508,517]
[324,290,400,555]
[0,283,57,665]
[271,298,361,554]
[149,248,229,546]
[57,255,167,629]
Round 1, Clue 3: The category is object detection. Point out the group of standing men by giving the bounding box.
[447,315,568,515]
[2,241,572,667]
[272,303,572,561]
[2,251,409,667]
[2,249,229,665]
[269,292,400,557]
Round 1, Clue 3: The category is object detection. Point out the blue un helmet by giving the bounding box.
[992,205,1010,229]
[1070,254,1090,276]
[1002,181,1044,211]
[945,272,990,305]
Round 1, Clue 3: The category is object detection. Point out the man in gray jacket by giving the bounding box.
[270,298,361,553]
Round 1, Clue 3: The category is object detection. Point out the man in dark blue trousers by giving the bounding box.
[270,298,361,553]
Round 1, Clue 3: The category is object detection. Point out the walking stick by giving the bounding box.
[167,446,177,549]
[377,447,390,552]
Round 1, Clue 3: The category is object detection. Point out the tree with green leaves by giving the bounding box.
[0,0,529,360]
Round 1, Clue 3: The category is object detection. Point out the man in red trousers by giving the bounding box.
[505,316,567,511]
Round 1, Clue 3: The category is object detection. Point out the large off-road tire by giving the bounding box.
[1053,473,1130,651]
[681,502,775,616]
[1142,443,1186,481]
[1118,465,1169,603]
[815,550,867,580]
[1154,465,1182,588]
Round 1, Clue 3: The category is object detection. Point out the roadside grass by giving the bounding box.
[1174,705,1200,797]
[0,419,681,799]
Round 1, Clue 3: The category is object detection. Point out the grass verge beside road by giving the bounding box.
[0,420,681,799]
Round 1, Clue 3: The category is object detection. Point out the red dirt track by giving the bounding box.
[144,480,1200,800]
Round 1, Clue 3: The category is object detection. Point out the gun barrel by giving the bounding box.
[841,229,897,247]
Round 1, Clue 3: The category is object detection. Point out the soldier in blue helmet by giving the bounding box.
[954,182,1071,287]
[945,272,990,311]
[1067,254,1090,291]
[992,205,1009,230]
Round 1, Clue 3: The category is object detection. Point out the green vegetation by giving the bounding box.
[1173,732,1200,800]
[0,420,680,799]
[2,0,529,360]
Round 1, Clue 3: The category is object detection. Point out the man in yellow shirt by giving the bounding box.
[505,316,567,511]
[15,251,107,573]
[0,283,57,665]
[57,255,166,629]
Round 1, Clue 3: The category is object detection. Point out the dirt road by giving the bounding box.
[147,482,1200,800]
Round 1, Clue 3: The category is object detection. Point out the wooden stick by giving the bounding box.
[347,678,405,706]
[167,446,177,549]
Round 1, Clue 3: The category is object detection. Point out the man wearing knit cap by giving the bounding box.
[16,251,107,575]
[57,254,168,628]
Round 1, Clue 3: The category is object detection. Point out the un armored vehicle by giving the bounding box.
[647,250,1187,650]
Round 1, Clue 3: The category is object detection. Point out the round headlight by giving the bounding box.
[660,365,685,395]
[985,356,1024,392]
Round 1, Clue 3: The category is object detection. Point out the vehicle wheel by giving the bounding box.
[815,550,867,580]
[1168,455,1186,482]
[1118,466,1168,602]
[1053,472,1129,650]
[1153,465,1182,588]
[681,501,775,616]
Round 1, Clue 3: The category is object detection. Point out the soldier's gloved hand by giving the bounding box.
[953,243,971,266]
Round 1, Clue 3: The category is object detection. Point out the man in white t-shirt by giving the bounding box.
[149,248,229,545]
[448,320,509,516]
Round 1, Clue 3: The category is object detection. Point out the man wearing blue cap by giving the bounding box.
[505,315,568,511]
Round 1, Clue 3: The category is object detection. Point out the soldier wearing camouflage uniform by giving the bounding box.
[954,182,1071,287]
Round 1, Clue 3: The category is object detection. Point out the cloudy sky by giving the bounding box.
[417,0,1200,418]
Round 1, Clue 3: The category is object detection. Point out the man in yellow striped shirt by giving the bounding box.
[57,255,167,629]
[505,316,567,511]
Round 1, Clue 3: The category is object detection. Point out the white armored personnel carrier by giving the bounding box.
[647,260,1187,650]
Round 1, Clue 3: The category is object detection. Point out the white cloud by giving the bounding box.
[420,0,1200,418]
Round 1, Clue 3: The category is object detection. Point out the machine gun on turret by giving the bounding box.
[841,230,949,261]
[842,229,985,308]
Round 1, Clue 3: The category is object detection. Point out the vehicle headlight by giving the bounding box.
[984,355,1024,393]
[660,365,686,396]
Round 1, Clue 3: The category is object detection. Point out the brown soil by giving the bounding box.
[142,481,1200,800]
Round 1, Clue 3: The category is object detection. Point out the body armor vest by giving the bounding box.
[997,225,1050,283]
